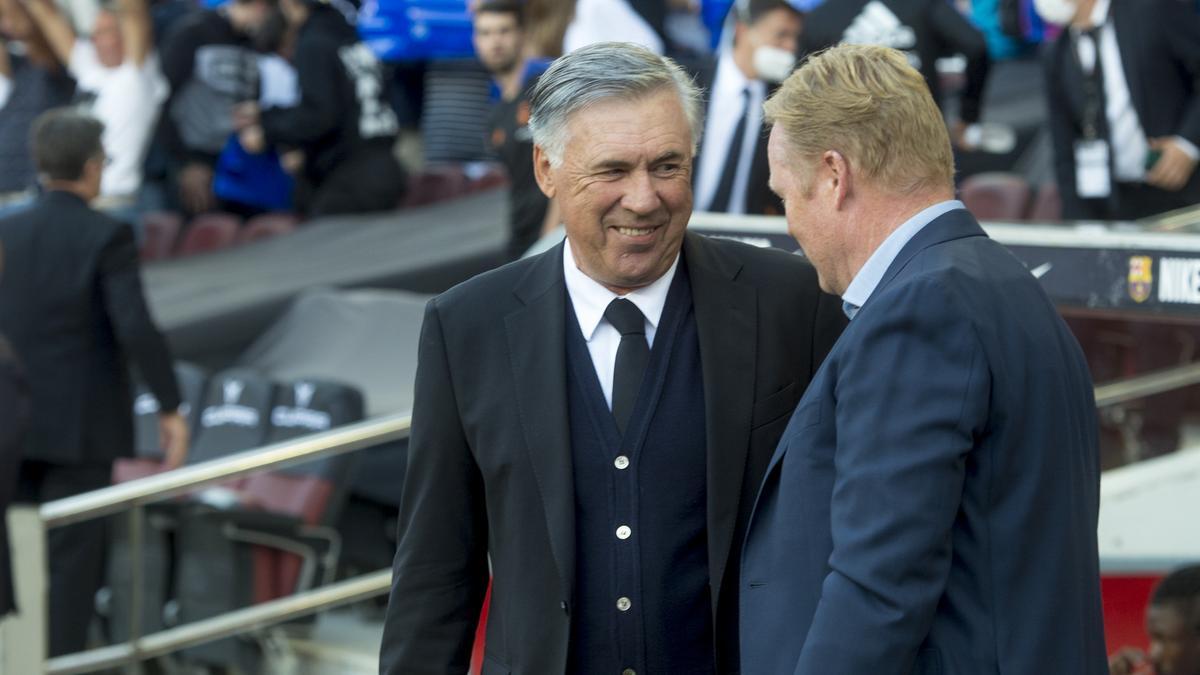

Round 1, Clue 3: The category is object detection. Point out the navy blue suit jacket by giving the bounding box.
[739,209,1107,674]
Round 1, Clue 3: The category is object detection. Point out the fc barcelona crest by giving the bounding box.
[1128,255,1153,303]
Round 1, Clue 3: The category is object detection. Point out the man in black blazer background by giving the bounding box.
[692,0,801,217]
[1041,0,1200,220]
[0,109,188,656]
[379,42,844,674]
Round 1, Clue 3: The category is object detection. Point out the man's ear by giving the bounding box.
[533,144,557,199]
[822,150,851,210]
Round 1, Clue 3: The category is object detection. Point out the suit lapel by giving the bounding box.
[684,233,757,612]
[504,243,575,598]
[1110,0,1148,124]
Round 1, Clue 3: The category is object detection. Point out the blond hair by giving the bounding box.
[764,44,954,194]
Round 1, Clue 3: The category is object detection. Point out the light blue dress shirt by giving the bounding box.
[840,200,966,320]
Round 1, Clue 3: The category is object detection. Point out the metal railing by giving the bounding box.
[3,413,410,675]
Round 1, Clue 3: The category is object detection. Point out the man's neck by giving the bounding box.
[731,44,756,82]
[843,190,954,288]
[41,182,94,203]
[494,62,525,101]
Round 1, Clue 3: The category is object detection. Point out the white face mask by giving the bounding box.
[1033,0,1079,26]
[753,45,796,84]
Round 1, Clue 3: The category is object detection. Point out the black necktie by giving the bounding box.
[709,87,750,213]
[604,298,649,436]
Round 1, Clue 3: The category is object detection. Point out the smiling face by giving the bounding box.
[534,87,693,294]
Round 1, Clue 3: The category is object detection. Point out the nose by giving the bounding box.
[621,168,662,216]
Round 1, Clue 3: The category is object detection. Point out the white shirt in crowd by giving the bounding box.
[564,0,664,55]
[694,50,765,214]
[562,238,679,410]
[1073,0,1198,182]
[69,40,168,199]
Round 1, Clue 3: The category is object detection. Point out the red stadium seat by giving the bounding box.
[960,172,1032,221]
[238,212,300,245]
[1028,181,1063,222]
[402,166,469,208]
[176,213,241,257]
[140,211,183,262]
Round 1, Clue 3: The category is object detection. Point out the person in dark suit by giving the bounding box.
[379,42,844,675]
[1040,0,1200,220]
[692,0,801,217]
[0,108,189,656]
[739,45,1106,674]
[0,326,29,620]
[801,0,991,151]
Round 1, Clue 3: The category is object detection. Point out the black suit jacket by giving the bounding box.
[380,233,846,674]
[1044,0,1200,218]
[0,191,180,466]
[0,335,28,616]
[692,59,783,217]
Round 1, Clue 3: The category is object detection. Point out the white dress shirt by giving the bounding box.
[1073,0,1198,182]
[695,51,766,214]
[562,239,680,409]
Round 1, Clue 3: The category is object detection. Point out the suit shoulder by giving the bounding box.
[431,250,549,319]
[702,235,820,287]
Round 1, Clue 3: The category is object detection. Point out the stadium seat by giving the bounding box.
[238,212,300,245]
[140,211,183,262]
[960,172,1033,221]
[1028,181,1063,222]
[129,362,209,462]
[401,166,469,208]
[176,212,241,257]
[172,378,365,671]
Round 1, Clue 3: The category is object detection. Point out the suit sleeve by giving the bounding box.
[794,276,990,675]
[261,38,341,146]
[379,299,490,675]
[930,0,990,125]
[1160,0,1200,145]
[98,225,181,412]
[1042,43,1087,218]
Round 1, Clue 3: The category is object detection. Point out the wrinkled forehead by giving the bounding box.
[561,91,693,163]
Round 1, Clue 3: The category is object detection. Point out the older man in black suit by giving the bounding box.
[0,109,188,656]
[379,42,845,674]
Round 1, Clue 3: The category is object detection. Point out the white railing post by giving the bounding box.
[3,505,49,674]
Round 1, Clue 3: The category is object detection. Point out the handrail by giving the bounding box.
[45,569,392,675]
[41,413,411,529]
[1094,362,1200,408]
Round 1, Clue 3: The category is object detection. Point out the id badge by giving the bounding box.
[1075,139,1112,198]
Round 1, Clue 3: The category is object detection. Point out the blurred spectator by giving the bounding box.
[693,0,799,215]
[420,58,494,164]
[0,109,187,657]
[474,0,557,259]
[0,326,29,621]
[1040,0,1200,220]
[157,0,276,215]
[1109,564,1200,675]
[0,0,74,213]
[234,0,405,217]
[24,0,168,229]
[802,0,991,149]
[564,0,664,54]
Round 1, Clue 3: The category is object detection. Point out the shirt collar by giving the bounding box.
[841,200,965,320]
[562,239,680,340]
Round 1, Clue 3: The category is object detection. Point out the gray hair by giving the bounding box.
[528,42,703,167]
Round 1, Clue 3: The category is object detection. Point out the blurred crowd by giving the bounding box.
[0,0,1196,253]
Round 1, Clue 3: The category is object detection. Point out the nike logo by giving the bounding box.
[1030,262,1053,279]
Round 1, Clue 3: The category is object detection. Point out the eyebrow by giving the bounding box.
[592,151,687,172]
